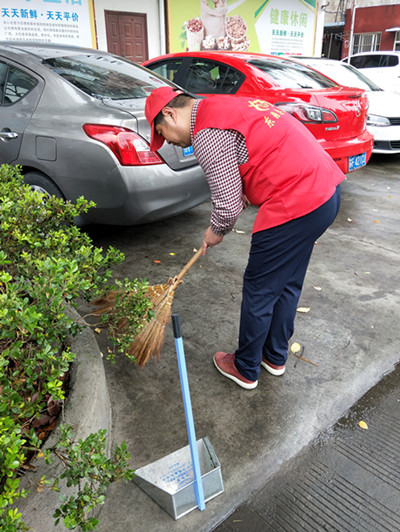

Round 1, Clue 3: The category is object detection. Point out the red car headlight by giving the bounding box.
[83,124,163,166]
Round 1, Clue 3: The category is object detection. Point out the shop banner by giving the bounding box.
[0,0,96,48]
[167,0,317,56]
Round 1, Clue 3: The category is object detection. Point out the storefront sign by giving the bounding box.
[167,0,317,56]
[0,0,96,48]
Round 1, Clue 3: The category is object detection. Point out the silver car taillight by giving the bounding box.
[83,124,163,166]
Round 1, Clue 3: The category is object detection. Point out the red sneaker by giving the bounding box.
[261,356,285,376]
[213,352,258,390]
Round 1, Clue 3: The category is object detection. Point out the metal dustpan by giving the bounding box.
[133,313,224,520]
[133,436,224,520]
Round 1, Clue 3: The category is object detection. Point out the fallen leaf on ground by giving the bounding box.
[169,252,175,256]
[153,260,161,263]
[291,342,301,354]
[359,420,368,430]
[21,464,36,471]
[297,307,311,313]
[373,220,379,224]
[95,327,101,334]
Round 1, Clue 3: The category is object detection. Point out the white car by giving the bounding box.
[343,51,400,94]
[291,56,400,155]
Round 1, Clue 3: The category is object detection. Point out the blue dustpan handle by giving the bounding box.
[172,313,205,511]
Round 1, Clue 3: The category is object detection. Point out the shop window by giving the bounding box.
[394,31,400,51]
[353,33,381,54]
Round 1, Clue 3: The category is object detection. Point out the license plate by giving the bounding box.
[348,152,367,172]
[183,146,194,157]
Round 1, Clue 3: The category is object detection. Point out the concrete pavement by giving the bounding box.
[90,155,400,531]
[216,361,400,531]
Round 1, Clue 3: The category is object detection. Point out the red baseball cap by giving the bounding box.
[145,87,184,152]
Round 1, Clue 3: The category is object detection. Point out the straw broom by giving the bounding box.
[92,248,203,368]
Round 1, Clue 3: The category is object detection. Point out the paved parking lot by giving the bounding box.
[216,362,400,531]
[86,153,400,531]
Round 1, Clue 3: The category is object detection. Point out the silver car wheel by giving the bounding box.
[30,184,51,197]
[24,171,64,200]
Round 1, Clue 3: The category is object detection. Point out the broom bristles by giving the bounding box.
[91,248,202,368]
[91,282,171,316]
[128,287,175,367]
[90,281,177,367]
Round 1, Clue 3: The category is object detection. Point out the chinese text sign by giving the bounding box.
[0,0,96,48]
[167,0,317,56]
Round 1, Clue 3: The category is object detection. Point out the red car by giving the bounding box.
[143,51,373,174]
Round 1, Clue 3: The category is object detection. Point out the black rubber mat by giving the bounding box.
[215,363,400,532]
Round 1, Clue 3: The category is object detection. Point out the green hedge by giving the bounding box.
[0,164,150,530]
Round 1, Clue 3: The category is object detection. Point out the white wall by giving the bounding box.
[314,5,326,56]
[93,0,162,58]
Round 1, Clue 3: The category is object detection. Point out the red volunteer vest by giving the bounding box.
[193,96,345,233]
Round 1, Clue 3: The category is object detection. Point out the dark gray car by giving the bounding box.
[0,42,209,225]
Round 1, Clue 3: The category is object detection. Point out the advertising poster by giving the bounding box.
[0,0,96,48]
[167,0,317,56]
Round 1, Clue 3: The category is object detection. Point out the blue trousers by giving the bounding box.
[235,186,341,381]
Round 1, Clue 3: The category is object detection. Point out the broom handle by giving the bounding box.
[175,248,203,283]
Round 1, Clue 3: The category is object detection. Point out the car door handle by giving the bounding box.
[0,129,19,141]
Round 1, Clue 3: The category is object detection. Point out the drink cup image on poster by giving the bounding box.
[167,0,317,55]
[0,0,96,48]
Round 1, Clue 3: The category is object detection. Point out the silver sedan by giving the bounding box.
[0,42,209,225]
